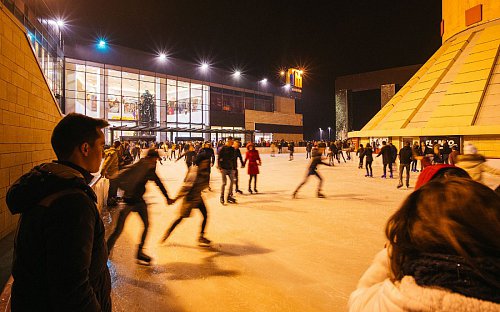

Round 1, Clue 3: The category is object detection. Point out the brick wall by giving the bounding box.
[0,5,62,239]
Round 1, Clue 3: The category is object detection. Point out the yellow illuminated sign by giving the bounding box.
[286,68,303,89]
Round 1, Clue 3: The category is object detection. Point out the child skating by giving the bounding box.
[293,146,331,198]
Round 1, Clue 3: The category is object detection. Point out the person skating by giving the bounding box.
[107,149,174,265]
[411,141,421,172]
[293,146,331,198]
[243,142,262,194]
[177,144,196,168]
[288,141,295,160]
[101,140,121,207]
[200,141,216,190]
[161,151,212,247]
[363,143,373,177]
[397,141,413,189]
[356,144,365,169]
[218,137,237,204]
[377,141,393,178]
[233,141,245,194]
[306,142,313,159]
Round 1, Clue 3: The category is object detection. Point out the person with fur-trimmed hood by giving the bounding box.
[161,151,212,246]
[455,143,500,184]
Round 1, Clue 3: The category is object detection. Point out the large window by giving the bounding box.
[65,60,211,143]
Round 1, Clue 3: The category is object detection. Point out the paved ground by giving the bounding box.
[106,153,500,312]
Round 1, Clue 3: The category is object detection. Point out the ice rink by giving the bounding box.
[106,152,499,312]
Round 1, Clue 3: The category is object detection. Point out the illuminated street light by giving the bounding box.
[260,78,268,85]
[233,70,241,78]
[97,39,107,49]
[56,19,65,27]
[319,128,323,141]
[328,127,331,141]
[280,70,285,76]
[284,83,291,90]
[200,62,209,71]
[159,53,167,61]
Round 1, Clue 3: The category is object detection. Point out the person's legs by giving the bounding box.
[405,164,410,187]
[162,216,184,242]
[228,170,235,197]
[253,174,257,190]
[220,170,228,198]
[398,164,404,187]
[134,201,149,251]
[107,204,133,252]
[234,169,240,192]
[315,172,323,192]
[293,174,310,196]
[389,163,393,177]
[248,175,253,192]
[368,162,373,176]
[107,178,119,206]
[382,163,387,177]
[199,200,208,236]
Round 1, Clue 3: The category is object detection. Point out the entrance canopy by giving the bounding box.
[109,125,256,135]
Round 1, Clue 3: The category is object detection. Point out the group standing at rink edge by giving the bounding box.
[5,113,500,311]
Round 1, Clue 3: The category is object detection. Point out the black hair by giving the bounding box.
[51,113,109,160]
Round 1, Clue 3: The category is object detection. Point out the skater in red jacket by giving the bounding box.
[243,142,262,194]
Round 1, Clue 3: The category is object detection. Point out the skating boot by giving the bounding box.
[220,196,225,204]
[136,249,152,265]
[390,175,394,179]
[381,175,386,178]
[317,191,326,198]
[236,189,243,194]
[248,188,253,194]
[198,236,211,247]
[227,195,237,204]
[397,183,403,189]
[253,188,258,193]
[292,191,297,199]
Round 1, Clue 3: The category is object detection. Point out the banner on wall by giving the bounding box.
[369,137,389,153]
[420,136,460,152]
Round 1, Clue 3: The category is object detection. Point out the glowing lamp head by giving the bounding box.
[261,78,268,84]
[234,70,241,78]
[200,62,209,71]
[159,53,167,61]
[98,39,107,48]
[280,70,285,76]
[56,19,65,27]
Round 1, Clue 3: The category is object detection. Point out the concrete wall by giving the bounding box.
[274,96,295,114]
[442,0,500,42]
[0,4,62,239]
[245,110,303,130]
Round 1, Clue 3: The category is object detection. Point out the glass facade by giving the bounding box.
[2,0,65,105]
[65,59,211,143]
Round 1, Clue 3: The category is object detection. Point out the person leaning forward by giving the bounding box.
[6,113,112,311]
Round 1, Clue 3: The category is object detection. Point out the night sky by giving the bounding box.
[49,0,442,139]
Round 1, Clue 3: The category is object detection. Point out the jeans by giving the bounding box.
[165,199,208,238]
[399,163,410,186]
[366,161,373,176]
[220,169,235,197]
[411,160,418,171]
[383,163,393,177]
[107,200,149,252]
[295,171,323,193]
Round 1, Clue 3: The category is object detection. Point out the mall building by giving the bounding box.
[61,42,304,144]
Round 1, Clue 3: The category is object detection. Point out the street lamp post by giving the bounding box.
[328,127,331,141]
[319,128,322,141]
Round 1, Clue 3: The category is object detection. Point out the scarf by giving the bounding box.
[402,253,500,303]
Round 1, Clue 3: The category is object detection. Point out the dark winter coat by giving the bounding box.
[307,149,330,174]
[244,149,261,175]
[119,159,171,202]
[357,147,365,159]
[178,150,196,165]
[377,145,392,164]
[363,147,373,162]
[200,147,215,165]
[399,146,413,164]
[390,144,398,163]
[233,148,244,169]
[218,145,236,170]
[6,161,111,312]
[176,159,210,217]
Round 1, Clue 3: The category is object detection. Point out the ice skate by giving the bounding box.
[220,196,225,204]
[136,250,152,265]
[253,188,258,193]
[198,236,211,247]
[317,192,325,198]
[227,196,237,204]
[248,188,253,194]
[381,175,386,178]
[236,189,243,194]
[397,183,403,189]
[292,191,297,199]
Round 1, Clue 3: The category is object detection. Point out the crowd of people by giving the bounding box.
[5,113,500,310]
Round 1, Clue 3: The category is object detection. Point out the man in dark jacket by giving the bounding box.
[107,149,173,264]
[200,141,216,190]
[377,141,393,178]
[6,113,112,311]
[397,141,413,188]
[217,137,236,204]
[232,140,245,194]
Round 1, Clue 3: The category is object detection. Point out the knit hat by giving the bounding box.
[415,164,470,190]
[463,143,477,155]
